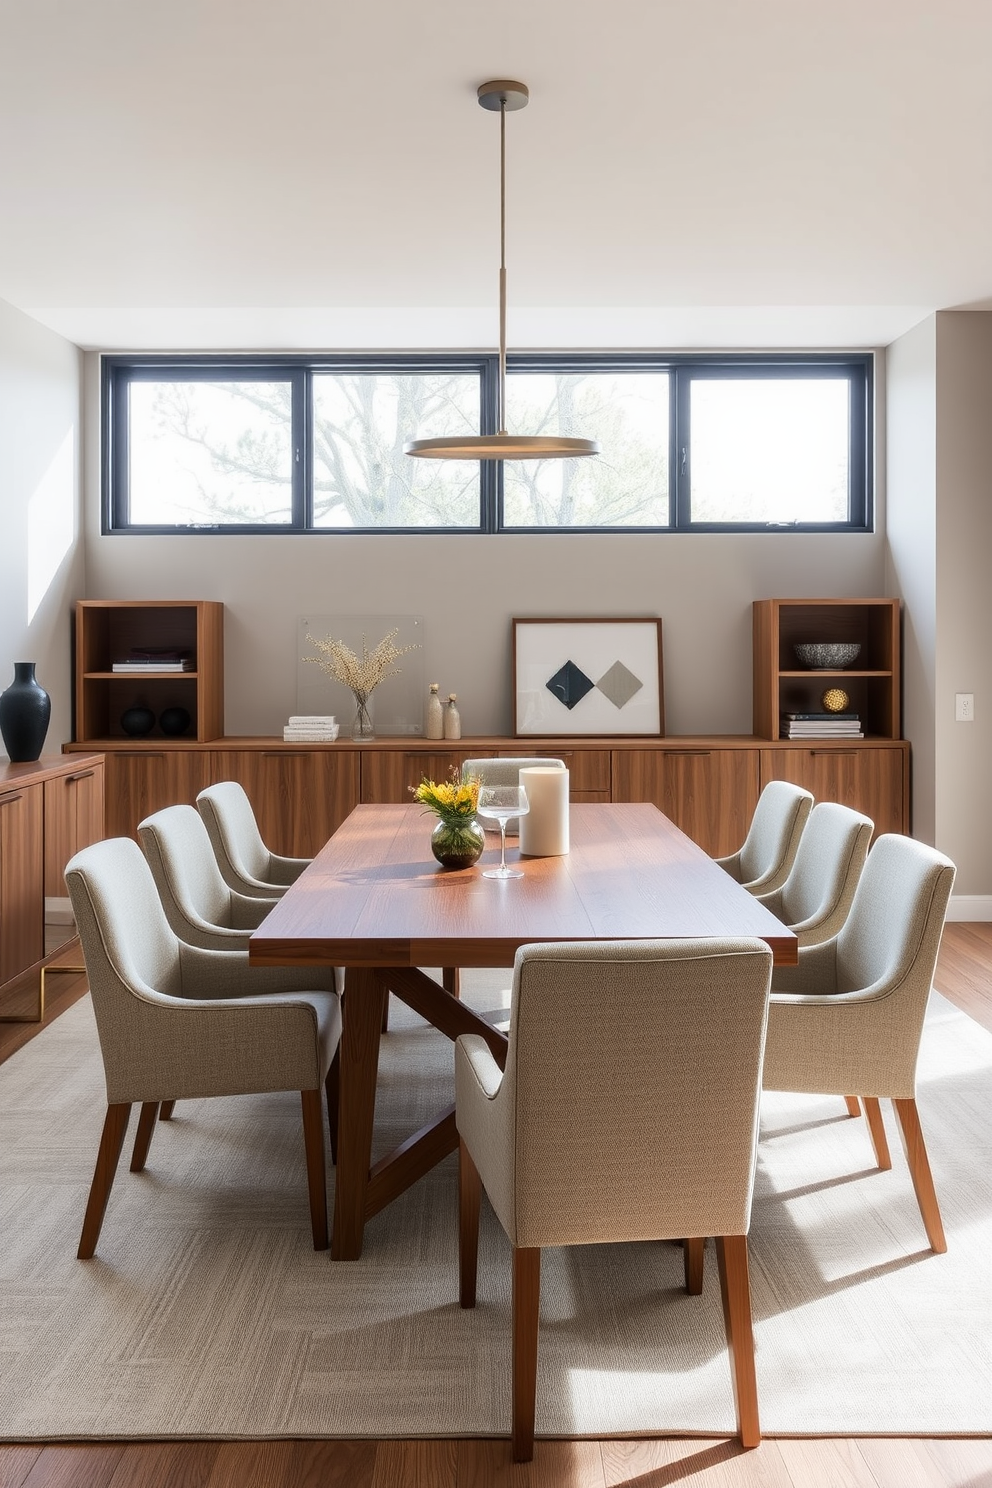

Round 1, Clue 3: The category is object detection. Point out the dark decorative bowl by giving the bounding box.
[158,706,192,736]
[794,642,861,670]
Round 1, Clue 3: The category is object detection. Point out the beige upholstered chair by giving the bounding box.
[461,756,565,834]
[715,780,814,895]
[138,804,278,951]
[753,801,873,948]
[197,780,310,897]
[65,837,342,1258]
[764,833,956,1253]
[456,937,773,1461]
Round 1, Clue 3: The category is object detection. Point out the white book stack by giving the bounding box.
[283,714,339,741]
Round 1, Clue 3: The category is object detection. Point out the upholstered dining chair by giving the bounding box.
[138,803,278,951]
[197,780,310,898]
[715,779,814,895]
[763,833,956,1254]
[752,801,873,948]
[460,755,566,833]
[65,836,342,1259]
[456,936,774,1461]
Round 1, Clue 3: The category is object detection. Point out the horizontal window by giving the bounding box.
[103,353,872,534]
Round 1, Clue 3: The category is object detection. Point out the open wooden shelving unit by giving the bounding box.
[753,598,901,741]
[74,600,224,744]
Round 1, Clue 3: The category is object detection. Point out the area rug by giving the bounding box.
[1,975,989,1440]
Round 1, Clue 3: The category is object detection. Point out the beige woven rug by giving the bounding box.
[1,975,989,1440]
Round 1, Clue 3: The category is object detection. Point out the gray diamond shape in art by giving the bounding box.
[596,660,644,710]
[546,660,595,710]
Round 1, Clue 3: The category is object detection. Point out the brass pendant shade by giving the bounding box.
[405,81,599,462]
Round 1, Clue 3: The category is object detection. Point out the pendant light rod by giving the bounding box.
[404,79,599,461]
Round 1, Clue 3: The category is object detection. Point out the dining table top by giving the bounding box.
[249,800,798,968]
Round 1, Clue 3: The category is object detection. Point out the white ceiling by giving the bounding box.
[2,0,990,350]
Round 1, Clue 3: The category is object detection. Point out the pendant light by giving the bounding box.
[405,80,599,461]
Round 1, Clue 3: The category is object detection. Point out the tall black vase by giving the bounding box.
[0,662,52,762]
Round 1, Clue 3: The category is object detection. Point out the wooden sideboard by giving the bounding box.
[0,754,105,1020]
[62,735,908,860]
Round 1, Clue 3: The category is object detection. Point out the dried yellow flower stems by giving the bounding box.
[303,627,421,740]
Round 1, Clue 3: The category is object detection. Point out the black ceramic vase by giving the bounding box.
[0,662,52,762]
[158,705,191,737]
[121,705,156,737]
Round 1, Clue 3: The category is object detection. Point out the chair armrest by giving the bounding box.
[455,1034,518,1241]
[267,853,311,886]
[176,942,339,999]
[229,891,278,930]
[769,936,839,995]
[456,1034,504,1099]
[754,885,786,919]
[714,850,743,882]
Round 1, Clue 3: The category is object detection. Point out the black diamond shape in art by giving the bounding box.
[546,661,595,710]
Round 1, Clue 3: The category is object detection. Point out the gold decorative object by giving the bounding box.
[822,687,850,713]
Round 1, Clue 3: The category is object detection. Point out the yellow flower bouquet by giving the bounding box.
[411,770,486,868]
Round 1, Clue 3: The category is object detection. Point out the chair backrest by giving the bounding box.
[64,837,185,1089]
[739,780,814,889]
[494,937,772,1250]
[197,780,270,884]
[777,801,873,940]
[837,834,956,1004]
[138,804,244,942]
[461,757,566,787]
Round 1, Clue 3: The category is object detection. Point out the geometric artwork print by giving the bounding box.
[546,656,644,713]
[596,659,643,710]
[545,660,595,710]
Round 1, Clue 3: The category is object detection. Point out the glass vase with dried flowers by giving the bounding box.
[411,770,486,868]
[303,627,420,742]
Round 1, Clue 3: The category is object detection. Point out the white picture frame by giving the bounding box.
[512,617,664,737]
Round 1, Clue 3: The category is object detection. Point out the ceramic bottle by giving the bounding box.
[425,682,444,739]
[443,693,461,740]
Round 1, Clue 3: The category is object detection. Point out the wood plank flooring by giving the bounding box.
[2,925,990,1488]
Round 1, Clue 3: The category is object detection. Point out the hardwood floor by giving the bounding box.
[2,926,990,1488]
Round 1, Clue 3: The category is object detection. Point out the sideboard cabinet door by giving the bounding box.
[361,750,471,805]
[0,783,44,987]
[43,760,105,898]
[612,749,760,858]
[759,747,907,837]
[103,750,213,840]
[210,749,360,858]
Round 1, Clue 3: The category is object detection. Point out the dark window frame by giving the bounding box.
[102,351,873,535]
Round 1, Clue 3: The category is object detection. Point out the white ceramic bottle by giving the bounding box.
[425,682,444,739]
[443,692,461,740]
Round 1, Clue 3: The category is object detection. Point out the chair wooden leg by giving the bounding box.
[715,1234,760,1449]
[325,1051,340,1166]
[893,1097,947,1253]
[844,1095,861,1117]
[442,967,461,999]
[159,1100,176,1121]
[78,1103,131,1260]
[512,1246,541,1463]
[459,1139,482,1308]
[861,1095,892,1171]
[300,1087,329,1251]
[130,1101,160,1172]
[381,986,390,1033]
[683,1236,705,1295]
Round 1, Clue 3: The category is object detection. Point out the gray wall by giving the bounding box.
[81,354,888,740]
[0,300,84,760]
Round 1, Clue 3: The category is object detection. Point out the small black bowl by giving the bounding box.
[120,705,155,737]
[158,706,192,737]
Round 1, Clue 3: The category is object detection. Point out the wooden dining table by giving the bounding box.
[249,800,797,1259]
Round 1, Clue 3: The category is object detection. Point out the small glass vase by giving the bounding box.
[351,693,375,742]
[430,815,486,869]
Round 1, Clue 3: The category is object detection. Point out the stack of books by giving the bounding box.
[283,714,339,742]
[781,711,864,739]
[112,647,193,673]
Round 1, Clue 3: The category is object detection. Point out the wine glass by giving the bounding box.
[477,785,529,879]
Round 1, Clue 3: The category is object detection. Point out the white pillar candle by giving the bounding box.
[518,767,570,857]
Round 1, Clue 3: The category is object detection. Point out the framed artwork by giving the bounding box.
[512,617,664,737]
